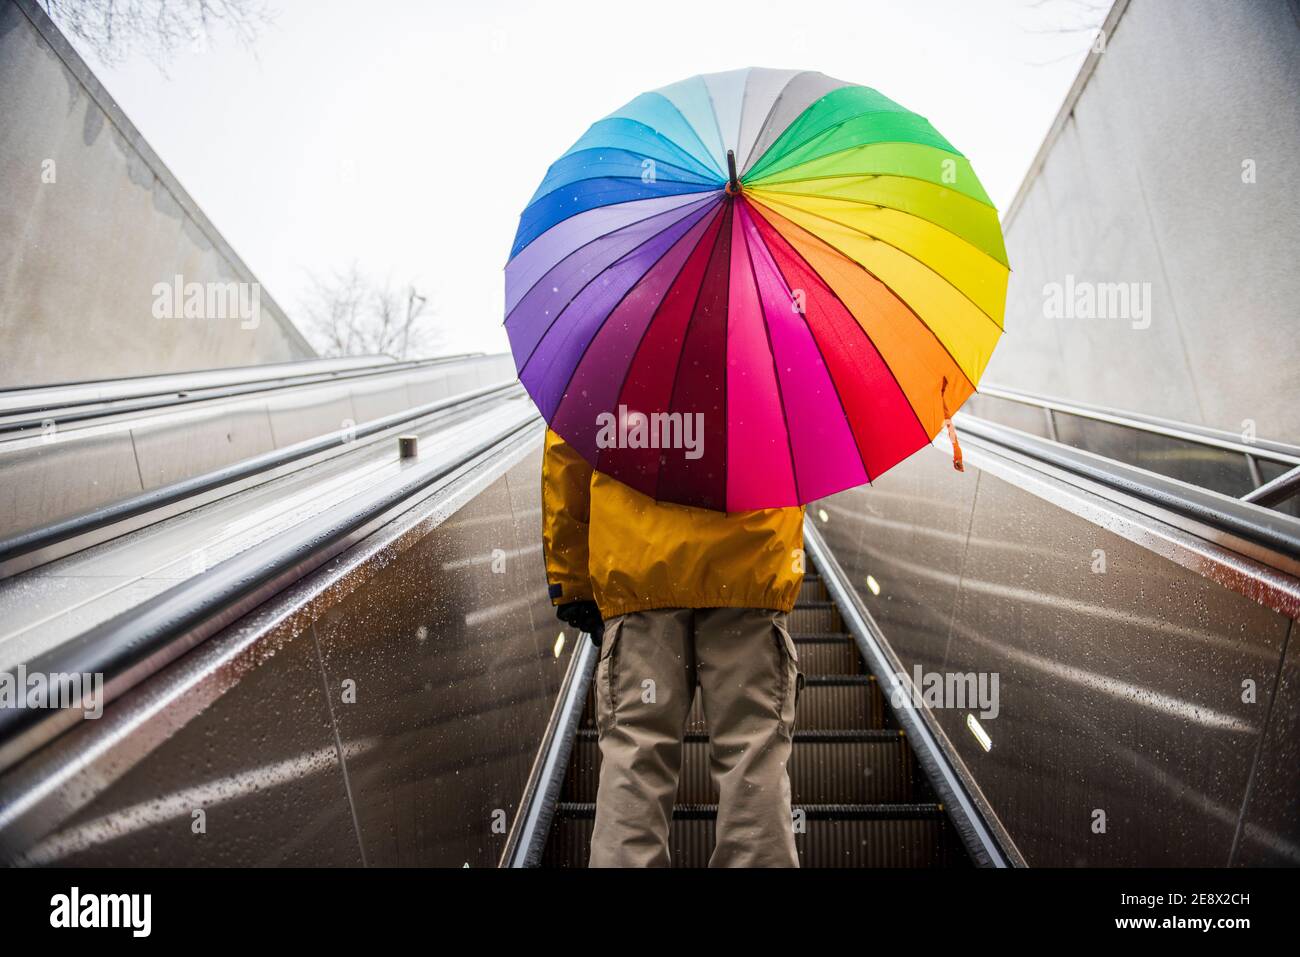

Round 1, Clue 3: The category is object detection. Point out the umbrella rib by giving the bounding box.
[748,191,1003,351]
[748,160,997,211]
[508,193,715,327]
[738,71,808,174]
[745,85,842,181]
[745,200,964,446]
[719,198,729,512]
[732,70,754,179]
[511,179,719,263]
[560,202,726,472]
[515,198,721,383]
[644,91,728,179]
[751,194,980,402]
[722,67,751,171]
[595,203,726,477]
[742,202,875,485]
[748,108,962,181]
[700,77,733,174]
[527,153,721,208]
[747,182,1009,272]
[737,199,802,505]
[506,193,718,314]
[753,189,1006,334]
[586,116,725,180]
[654,200,734,505]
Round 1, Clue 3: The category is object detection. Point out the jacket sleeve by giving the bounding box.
[541,428,594,606]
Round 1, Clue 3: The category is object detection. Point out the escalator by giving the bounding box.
[542,563,972,867]
[0,361,1295,868]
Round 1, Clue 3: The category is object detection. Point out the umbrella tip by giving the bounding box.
[726,149,740,195]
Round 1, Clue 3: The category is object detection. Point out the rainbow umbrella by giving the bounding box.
[505,68,1007,511]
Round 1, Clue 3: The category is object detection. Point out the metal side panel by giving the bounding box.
[405,374,453,406]
[263,389,359,449]
[130,402,278,490]
[804,522,1010,868]
[0,356,393,416]
[0,432,144,540]
[811,442,1298,867]
[309,458,570,866]
[1231,618,1300,866]
[5,618,365,866]
[0,427,562,866]
[0,355,520,542]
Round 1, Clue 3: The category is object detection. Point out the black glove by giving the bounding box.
[556,600,604,644]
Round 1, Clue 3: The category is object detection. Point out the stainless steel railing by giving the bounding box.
[968,384,1300,513]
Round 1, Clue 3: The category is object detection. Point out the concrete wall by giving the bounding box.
[985,0,1300,442]
[0,0,314,388]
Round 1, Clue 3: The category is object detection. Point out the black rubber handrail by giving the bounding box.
[0,354,482,431]
[0,381,522,566]
[956,414,1300,560]
[0,410,541,766]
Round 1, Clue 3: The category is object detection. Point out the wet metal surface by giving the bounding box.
[0,355,516,540]
[0,435,565,866]
[1233,618,1300,865]
[12,620,362,866]
[964,391,1288,502]
[814,444,1298,866]
[0,393,534,671]
[312,454,567,865]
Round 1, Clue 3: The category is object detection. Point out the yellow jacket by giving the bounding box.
[542,429,806,619]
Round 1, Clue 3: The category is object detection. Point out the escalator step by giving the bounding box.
[575,728,901,742]
[803,674,874,685]
[797,577,828,602]
[562,729,916,804]
[686,678,885,732]
[544,803,961,868]
[580,670,886,731]
[788,602,841,633]
[544,561,968,866]
[792,635,861,675]
[555,801,945,819]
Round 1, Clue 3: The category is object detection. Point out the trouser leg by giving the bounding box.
[694,607,801,868]
[589,608,695,867]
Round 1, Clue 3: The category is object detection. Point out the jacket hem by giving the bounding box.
[597,593,799,619]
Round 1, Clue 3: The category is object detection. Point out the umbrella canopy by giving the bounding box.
[506,68,1007,511]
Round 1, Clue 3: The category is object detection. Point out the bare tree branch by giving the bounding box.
[1017,0,1112,66]
[299,264,442,361]
[40,0,274,67]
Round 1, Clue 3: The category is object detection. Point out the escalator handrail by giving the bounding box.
[503,634,599,867]
[976,384,1300,466]
[0,354,399,407]
[0,381,523,568]
[0,408,541,772]
[1243,465,1300,508]
[955,412,1300,561]
[0,354,487,431]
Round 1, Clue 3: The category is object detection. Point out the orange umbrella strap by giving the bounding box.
[941,377,965,473]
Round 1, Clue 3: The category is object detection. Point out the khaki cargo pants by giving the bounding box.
[589,607,802,868]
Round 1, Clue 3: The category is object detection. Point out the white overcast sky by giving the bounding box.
[68,0,1109,357]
